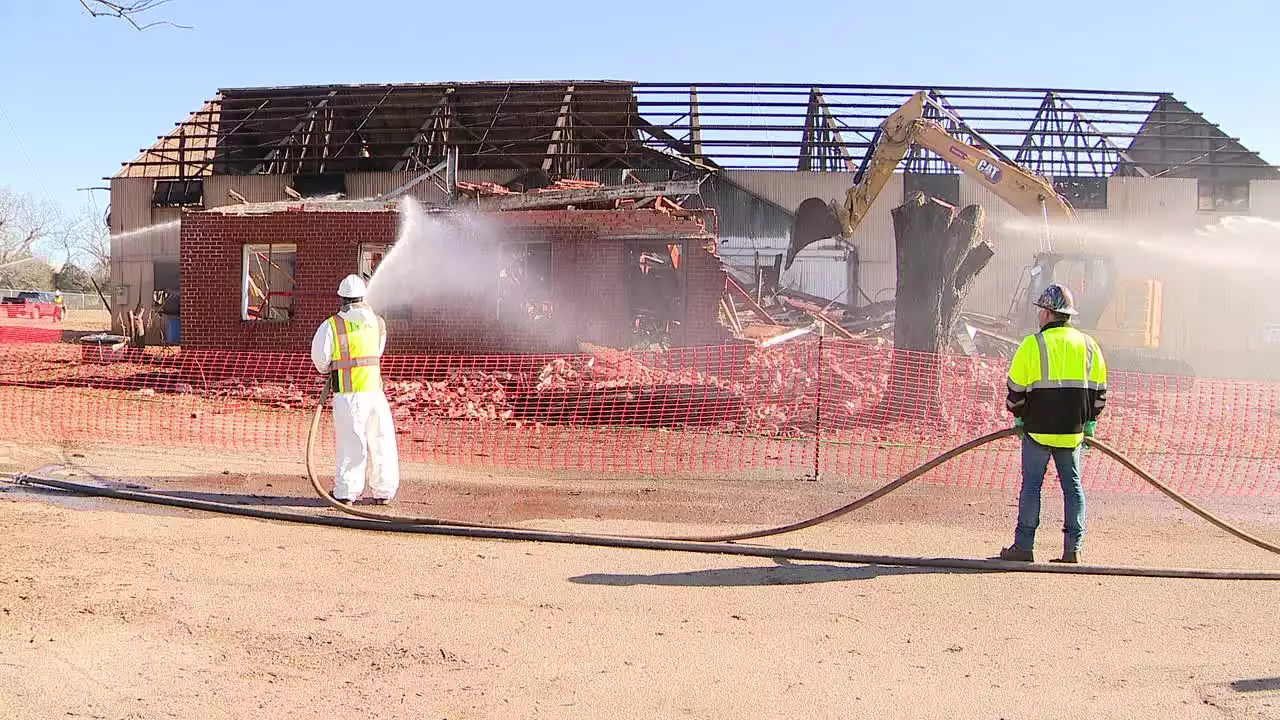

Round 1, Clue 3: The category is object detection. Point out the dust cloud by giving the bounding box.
[999,215,1280,377]
[999,215,1280,280]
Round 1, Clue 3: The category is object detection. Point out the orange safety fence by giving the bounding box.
[2,330,1278,497]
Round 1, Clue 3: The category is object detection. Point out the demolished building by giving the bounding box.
[108,80,1280,375]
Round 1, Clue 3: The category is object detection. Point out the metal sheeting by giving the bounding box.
[718,171,902,262]
[1250,180,1280,220]
[780,253,849,302]
[957,176,1039,316]
[202,175,291,208]
[720,249,852,303]
[115,222,179,261]
[108,178,153,235]
[1106,177,1198,228]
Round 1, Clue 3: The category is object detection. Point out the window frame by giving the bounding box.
[152,179,203,207]
[496,239,554,324]
[358,243,390,281]
[241,243,298,322]
[1052,176,1109,210]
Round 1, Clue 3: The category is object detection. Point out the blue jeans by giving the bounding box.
[1015,434,1086,553]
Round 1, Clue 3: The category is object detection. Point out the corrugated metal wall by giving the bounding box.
[1251,179,1280,220]
[718,170,902,304]
[719,248,852,302]
[202,175,291,208]
[109,177,153,234]
[957,176,1037,317]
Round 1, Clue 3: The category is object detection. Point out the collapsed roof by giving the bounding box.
[115,81,1278,183]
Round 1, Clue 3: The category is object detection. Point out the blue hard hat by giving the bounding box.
[1034,283,1077,315]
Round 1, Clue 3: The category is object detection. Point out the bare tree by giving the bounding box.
[0,188,60,267]
[78,1,190,30]
[61,204,111,280]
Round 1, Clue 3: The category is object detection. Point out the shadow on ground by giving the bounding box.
[143,489,330,508]
[569,559,985,587]
[1231,677,1280,693]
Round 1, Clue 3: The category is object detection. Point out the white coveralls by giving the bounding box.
[310,304,400,501]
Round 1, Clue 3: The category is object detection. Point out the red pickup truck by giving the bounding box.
[2,291,58,319]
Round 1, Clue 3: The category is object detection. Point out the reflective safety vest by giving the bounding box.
[328,312,384,393]
[54,296,63,305]
[1005,322,1108,448]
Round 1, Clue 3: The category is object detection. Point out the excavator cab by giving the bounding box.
[1022,252,1162,351]
[1025,252,1114,330]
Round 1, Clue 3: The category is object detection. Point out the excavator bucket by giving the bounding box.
[786,197,844,269]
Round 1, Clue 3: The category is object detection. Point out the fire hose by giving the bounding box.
[12,383,1280,580]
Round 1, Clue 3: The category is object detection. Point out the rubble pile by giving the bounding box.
[14,337,1137,440]
[386,372,516,423]
[203,377,309,409]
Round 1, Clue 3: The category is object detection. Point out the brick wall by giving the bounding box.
[179,207,730,354]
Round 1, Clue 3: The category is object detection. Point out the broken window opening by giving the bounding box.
[357,242,412,320]
[152,179,203,207]
[1197,180,1250,213]
[626,240,687,350]
[1053,176,1108,210]
[497,241,554,324]
[242,243,297,322]
[358,243,389,280]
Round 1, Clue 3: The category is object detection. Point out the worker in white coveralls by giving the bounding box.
[310,274,400,506]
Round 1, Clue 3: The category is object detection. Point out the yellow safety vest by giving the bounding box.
[54,296,63,305]
[1006,322,1107,448]
[328,312,384,393]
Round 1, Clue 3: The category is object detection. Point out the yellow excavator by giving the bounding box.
[787,91,1183,374]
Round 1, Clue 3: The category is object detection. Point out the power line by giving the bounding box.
[0,98,51,197]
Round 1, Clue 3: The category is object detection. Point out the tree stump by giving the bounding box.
[884,192,993,422]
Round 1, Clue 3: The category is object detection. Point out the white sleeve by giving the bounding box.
[311,321,333,375]
[377,316,387,354]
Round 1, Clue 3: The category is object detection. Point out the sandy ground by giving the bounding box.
[2,439,1279,719]
[0,308,111,332]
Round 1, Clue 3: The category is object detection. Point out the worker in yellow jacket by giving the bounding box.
[310,274,399,505]
[1001,283,1107,564]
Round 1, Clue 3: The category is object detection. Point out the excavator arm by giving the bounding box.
[785,91,1079,269]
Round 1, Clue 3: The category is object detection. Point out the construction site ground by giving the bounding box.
[2,438,1278,719]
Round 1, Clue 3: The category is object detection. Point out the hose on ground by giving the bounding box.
[9,472,1280,581]
[11,383,1280,582]
[304,382,1021,541]
[305,383,1280,555]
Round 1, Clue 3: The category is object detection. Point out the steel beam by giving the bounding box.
[252,89,338,174]
[542,85,575,174]
[473,180,702,211]
[395,88,454,172]
[689,86,703,162]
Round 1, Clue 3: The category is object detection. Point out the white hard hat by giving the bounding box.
[338,274,367,298]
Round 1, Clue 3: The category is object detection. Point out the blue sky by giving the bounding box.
[1,0,1276,216]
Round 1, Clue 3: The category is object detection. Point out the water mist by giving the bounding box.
[364,198,508,315]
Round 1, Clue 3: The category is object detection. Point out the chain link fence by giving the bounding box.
[0,288,106,311]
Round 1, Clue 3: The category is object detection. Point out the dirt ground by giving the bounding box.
[2,439,1279,719]
[0,308,111,332]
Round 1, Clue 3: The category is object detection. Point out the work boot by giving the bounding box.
[998,546,1035,562]
[368,498,390,507]
[1050,551,1081,564]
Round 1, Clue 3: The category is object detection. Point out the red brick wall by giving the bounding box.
[179,208,729,354]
